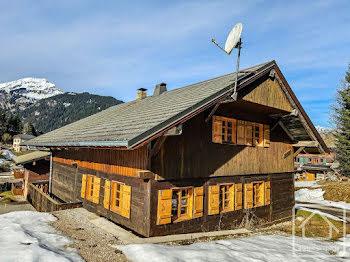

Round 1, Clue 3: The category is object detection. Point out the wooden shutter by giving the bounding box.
[254,182,264,207]
[81,174,87,198]
[264,124,270,147]
[244,183,254,209]
[235,183,243,210]
[255,123,264,147]
[157,189,172,225]
[92,177,101,204]
[121,185,131,219]
[86,175,93,201]
[208,185,220,215]
[229,184,235,211]
[212,117,223,143]
[265,181,271,205]
[193,187,204,218]
[237,120,245,145]
[245,122,254,146]
[103,180,111,209]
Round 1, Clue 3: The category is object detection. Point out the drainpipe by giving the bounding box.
[49,151,53,194]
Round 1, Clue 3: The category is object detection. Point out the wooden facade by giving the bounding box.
[29,63,327,237]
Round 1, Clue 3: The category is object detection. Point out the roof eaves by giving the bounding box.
[24,140,129,148]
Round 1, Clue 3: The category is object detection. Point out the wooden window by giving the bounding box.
[81,174,87,198]
[103,180,111,209]
[245,121,254,146]
[171,187,194,222]
[253,182,264,207]
[235,184,243,210]
[265,181,271,205]
[263,124,270,147]
[86,175,94,201]
[237,120,246,145]
[220,184,235,213]
[254,123,264,147]
[212,116,236,144]
[244,183,254,209]
[157,189,172,225]
[208,185,220,215]
[110,181,131,219]
[193,187,204,218]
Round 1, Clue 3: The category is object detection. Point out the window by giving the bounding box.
[220,184,235,212]
[299,158,304,163]
[322,158,327,164]
[81,174,100,204]
[212,116,269,147]
[157,186,203,225]
[208,184,242,215]
[244,181,270,208]
[110,181,131,218]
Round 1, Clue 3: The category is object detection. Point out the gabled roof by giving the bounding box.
[13,151,50,165]
[25,60,328,153]
[14,134,35,140]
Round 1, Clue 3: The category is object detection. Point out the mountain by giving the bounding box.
[0,78,123,133]
[316,126,336,149]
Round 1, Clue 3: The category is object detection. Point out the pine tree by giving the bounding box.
[334,62,350,177]
[22,122,37,136]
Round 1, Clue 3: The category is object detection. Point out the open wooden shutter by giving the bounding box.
[265,181,271,205]
[121,185,131,219]
[208,185,220,215]
[237,120,246,145]
[235,183,243,210]
[254,182,264,207]
[103,180,111,209]
[86,175,93,201]
[264,125,270,147]
[245,122,254,146]
[81,174,87,199]
[157,189,172,225]
[229,184,235,211]
[212,117,223,143]
[193,187,204,218]
[92,177,101,204]
[244,183,254,209]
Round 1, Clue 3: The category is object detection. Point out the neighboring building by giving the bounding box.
[25,61,329,237]
[13,134,35,152]
[295,153,336,181]
[12,151,50,198]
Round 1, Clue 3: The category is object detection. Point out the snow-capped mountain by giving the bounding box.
[0,78,64,112]
[315,126,331,135]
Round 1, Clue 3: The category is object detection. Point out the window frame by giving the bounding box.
[171,187,194,223]
[86,175,94,201]
[219,183,235,213]
[252,181,265,208]
[110,180,124,215]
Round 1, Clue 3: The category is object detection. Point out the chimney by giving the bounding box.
[153,83,167,96]
[137,88,147,100]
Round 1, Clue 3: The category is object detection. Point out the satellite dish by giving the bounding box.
[224,23,242,55]
[211,22,243,101]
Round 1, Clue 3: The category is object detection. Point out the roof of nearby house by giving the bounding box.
[25,60,329,153]
[12,151,50,165]
[14,134,36,140]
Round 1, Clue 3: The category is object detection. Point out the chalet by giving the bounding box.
[25,61,329,237]
[295,153,335,181]
[12,151,50,198]
[13,134,35,152]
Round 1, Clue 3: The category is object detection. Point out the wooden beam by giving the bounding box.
[205,103,220,123]
[150,136,167,158]
[293,141,319,147]
[164,124,182,136]
[135,170,155,179]
[279,121,295,141]
[293,146,305,157]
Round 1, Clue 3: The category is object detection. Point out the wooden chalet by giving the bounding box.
[25,61,329,237]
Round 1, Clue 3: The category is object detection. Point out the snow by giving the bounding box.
[296,206,344,221]
[117,235,350,262]
[0,78,63,101]
[295,181,322,188]
[1,150,15,160]
[295,188,350,210]
[0,211,83,262]
[315,126,331,134]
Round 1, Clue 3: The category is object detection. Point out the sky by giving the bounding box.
[0,0,349,128]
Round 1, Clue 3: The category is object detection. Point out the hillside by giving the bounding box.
[316,126,336,149]
[20,92,122,133]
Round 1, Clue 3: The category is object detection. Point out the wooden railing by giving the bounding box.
[27,182,82,212]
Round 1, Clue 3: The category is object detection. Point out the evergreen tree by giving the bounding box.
[334,62,350,177]
[6,113,23,136]
[0,109,6,138]
[22,122,37,136]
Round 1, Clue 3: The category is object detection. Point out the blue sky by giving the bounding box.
[0,0,349,127]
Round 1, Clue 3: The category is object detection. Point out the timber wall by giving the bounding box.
[149,172,294,237]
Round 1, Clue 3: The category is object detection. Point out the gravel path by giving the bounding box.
[51,208,129,262]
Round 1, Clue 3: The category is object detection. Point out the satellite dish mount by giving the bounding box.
[212,23,243,101]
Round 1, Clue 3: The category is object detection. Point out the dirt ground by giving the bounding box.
[318,180,350,203]
[51,208,129,262]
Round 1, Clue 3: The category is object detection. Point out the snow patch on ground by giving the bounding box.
[295,188,350,210]
[296,206,344,221]
[295,181,322,188]
[0,211,83,262]
[118,235,349,262]
[1,150,15,160]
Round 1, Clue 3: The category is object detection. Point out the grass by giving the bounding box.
[279,209,349,240]
[317,181,350,203]
[0,190,17,204]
